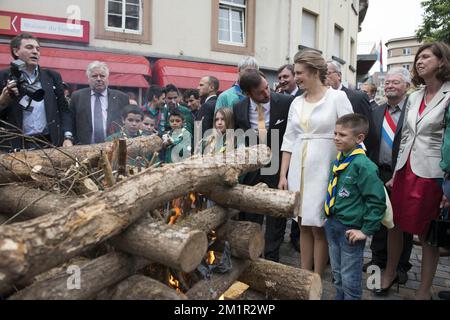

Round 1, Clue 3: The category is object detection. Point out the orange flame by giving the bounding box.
[189,192,196,208]
[207,250,216,265]
[210,230,217,242]
[168,207,182,225]
[168,274,181,293]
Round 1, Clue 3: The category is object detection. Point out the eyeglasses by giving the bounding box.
[384,80,403,86]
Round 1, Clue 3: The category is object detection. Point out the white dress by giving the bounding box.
[281,88,354,227]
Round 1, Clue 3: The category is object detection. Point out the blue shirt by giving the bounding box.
[22,67,47,135]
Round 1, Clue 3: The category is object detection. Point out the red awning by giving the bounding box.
[0,44,150,88]
[153,59,237,91]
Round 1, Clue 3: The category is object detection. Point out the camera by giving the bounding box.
[9,59,45,102]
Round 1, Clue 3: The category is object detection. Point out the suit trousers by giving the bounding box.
[239,211,287,262]
[370,165,413,271]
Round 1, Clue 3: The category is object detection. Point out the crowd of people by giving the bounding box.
[1,32,450,300]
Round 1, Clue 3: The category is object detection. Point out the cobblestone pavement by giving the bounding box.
[278,220,450,300]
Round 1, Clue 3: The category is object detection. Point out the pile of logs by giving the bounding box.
[0,136,322,300]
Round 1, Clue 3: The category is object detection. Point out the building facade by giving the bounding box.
[386,36,421,72]
[0,0,365,101]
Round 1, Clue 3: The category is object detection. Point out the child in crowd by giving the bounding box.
[324,114,386,300]
[106,104,143,141]
[163,109,192,163]
[201,107,235,155]
[141,112,158,136]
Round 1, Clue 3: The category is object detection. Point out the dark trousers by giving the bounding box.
[290,218,300,241]
[239,212,286,262]
[370,165,413,271]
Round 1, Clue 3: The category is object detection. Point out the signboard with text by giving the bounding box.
[0,10,89,43]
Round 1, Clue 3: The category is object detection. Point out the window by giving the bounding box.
[106,0,142,34]
[403,48,411,55]
[95,0,151,44]
[212,0,255,55]
[402,64,410,70]
[334,25,343,59]
[219,0,246,45]
[301,10,317,49]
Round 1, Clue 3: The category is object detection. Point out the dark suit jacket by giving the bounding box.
[370,97,408,170]
[341,86,377,159]
[196,95,217,136]
[233,92,293,188]
[0,67,72,150]
[369,100,379,111]
[70,87,129,145]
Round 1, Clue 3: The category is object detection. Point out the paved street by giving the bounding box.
[279,220,450,300]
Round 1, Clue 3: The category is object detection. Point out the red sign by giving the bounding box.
[0,10,89,43]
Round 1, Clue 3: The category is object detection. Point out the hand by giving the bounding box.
[385,178,394,191]
[441,195,450,209]
[278,176,288,190]
[345,229,367,244]
[0,81,19,105]
[63,139,73,147]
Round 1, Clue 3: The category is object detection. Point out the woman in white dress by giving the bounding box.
[278,50,353,276]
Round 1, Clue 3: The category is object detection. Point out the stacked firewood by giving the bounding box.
[0,136,322,300]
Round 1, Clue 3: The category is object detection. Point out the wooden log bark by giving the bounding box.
[96,275,187,300]
[8,252,148,300]
[178,206,237,234]
[213,220,264,260]
[0,145,271,294]
[186,258,251,300]
[205,184,300,218]
[0,185,74,220]
[0,185,206,273]
[238,258,322,300]
[112,217,208,273]
[0,135,162,183]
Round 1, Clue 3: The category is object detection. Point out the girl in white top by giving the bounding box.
[279,50,353,276]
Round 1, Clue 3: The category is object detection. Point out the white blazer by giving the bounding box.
[395,81,450,178]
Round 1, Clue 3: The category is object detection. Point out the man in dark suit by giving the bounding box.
[68,61,129,145]
[196,76,219,136]
[0,33,72,151]
[366,67,414,284]
[326,61,377,158]
[233,69,293,262]
[276,63,302,252]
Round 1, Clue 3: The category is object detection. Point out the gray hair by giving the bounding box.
[386,67,411,84]
[238,56,259,71]
[327,60,342,75]
[86,61,110,78]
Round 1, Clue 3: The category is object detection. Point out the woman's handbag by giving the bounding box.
[425,209,450,248]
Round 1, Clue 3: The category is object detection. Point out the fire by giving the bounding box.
[189,192,196,208]
[168,274,181,293]
[168,206,182,225]
[210,230,217,242]
[207,250,216,265]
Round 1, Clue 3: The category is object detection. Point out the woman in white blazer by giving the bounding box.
[278,50,353,276]
[376,42,450,299]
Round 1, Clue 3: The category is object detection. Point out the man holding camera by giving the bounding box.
[0,33,72,151]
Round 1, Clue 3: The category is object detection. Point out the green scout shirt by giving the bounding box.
[328,154,386,236]
[165,127,192,164]
[440,101,450,173]
[215,83,246,112]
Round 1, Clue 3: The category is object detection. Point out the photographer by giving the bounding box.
[0,33,72,151]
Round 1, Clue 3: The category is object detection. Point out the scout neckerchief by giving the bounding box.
[324,145,366,216]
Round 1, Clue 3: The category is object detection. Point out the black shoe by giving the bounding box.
[290,238,300,252]
[362,260,386,272]
[373,275,400,296]
[438,291,450,300]
[397,268,408,285]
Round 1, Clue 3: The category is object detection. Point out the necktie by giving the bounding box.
[93,93,105,143]
[381,107,397,150]
[324,145,366,216]
[256,103,267,144]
